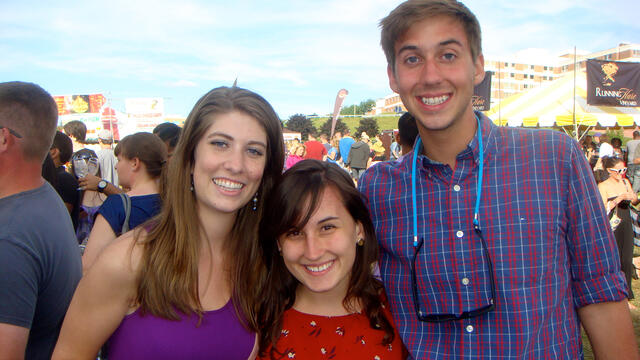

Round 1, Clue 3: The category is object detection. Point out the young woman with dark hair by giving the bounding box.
[597,156,638,306]
[54,86,285,359]
[258,160,404,359]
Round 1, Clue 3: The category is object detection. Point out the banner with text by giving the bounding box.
[123,97,165,136]
[473,71,492,111]
[587,59,640,107]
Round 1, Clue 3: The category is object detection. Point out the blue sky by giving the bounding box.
[1,0,639,119]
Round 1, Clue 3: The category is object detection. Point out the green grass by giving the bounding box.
[582,249,640,359]
[311,115,401,134]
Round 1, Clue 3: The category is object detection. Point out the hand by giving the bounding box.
[78,173,101,191]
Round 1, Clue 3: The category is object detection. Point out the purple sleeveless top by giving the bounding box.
[108,299,255,359]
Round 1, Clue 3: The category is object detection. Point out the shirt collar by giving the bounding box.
[412,111,497,170]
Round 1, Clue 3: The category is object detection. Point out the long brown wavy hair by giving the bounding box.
[135,86,284,331]
[257,160,395,357]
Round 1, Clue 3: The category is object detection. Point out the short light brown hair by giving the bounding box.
[115,132,167,179]
[0,81,58,162]
[380,0,482,71]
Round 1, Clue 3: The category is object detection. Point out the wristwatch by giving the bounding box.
[97,180,108,193]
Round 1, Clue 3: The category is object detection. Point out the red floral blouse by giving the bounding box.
[259,304,405,360]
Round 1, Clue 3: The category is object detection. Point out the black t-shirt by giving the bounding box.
[54,166,80,230]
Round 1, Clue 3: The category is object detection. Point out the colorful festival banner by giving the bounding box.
[54,94,107,139]
[587,59,640,107]
[54,94,106,115]
[473,71,492,111]
[330,89,348,138]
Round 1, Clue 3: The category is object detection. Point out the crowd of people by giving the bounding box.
[284,112,419,187]
[1,1,639,360]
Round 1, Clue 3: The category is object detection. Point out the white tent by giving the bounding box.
[485,70,640,128]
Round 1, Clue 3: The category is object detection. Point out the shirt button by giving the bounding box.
[466,325,474,333]
[456,231,464,238]
[453,184,461,192]
[462,277,470,285]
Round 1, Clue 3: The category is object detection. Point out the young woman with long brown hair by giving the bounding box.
[53,86,285,359]
[257,160,405,359]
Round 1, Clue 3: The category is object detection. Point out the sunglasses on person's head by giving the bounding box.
[608,167,627,174]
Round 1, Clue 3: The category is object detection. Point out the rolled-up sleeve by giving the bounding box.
[565,139,628,308]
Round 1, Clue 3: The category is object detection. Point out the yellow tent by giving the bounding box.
[484,70,640,128]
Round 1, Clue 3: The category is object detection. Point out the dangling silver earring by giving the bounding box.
[252,192,258,211]
[190,175,194,192]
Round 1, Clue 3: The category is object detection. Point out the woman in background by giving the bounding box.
[258,160,404,359]
[597,156,637,305]
[285,143,305,170]
[54,86,285,359]
[81,132,166,272]
[72,148,107,245]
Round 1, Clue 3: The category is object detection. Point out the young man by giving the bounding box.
[338,128,355,163]
[396,111,419,156]
[63,120,87,153]
[346,133,370,183]
[50,130,80,229]
[627,130,640,189]
[358,1,639,359]
[304,131,327,160]
[0,81,82,359]
[96,129,119,187]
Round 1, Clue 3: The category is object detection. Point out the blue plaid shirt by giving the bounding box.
[359,112,627,359]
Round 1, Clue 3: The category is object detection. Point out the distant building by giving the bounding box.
[373,43,640,114]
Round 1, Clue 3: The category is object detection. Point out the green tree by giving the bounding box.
[356,117,379,138]
[358,99,376,115]
[340,99,376,115]
[285,113,315,140]
[319,118,349,138]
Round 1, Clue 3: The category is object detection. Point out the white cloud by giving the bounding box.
[167,80,198,87]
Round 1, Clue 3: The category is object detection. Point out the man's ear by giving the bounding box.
[0,128,15,154]
[473,53,485,86]
[388,65,399,93]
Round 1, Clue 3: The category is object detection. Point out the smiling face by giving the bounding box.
[388,15,484,135]
[192,110,267,217]
[278,186,363,302]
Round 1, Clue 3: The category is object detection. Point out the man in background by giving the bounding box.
[338,128,355,163]
[304,131,327,160]
[0,81,82,359]
[626,130,640,190]
[63,120,87,153]
[396,111,419,156]
[96,129,118,187]
[49,130,80,230]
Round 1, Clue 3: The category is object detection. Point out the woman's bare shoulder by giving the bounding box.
[88,228,149,286]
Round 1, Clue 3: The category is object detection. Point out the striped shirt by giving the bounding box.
[359,112,627,359]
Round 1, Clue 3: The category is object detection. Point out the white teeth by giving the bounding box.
[305,261,333,273]
[213,178,243,190]
[421,95,448,105]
